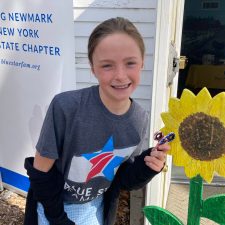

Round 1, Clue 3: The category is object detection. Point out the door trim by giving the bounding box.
[145,1,185,224]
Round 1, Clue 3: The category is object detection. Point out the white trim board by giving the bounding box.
[145,0,173,208]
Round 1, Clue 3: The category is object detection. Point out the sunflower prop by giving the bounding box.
[144,88,225,225]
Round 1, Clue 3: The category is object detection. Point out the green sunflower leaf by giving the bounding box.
[201,194,225,224]
[143,206,184,225]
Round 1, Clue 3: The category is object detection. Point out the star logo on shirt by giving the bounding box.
[82,136,124,182]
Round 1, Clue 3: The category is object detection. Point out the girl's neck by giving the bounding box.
[99,90,131,115]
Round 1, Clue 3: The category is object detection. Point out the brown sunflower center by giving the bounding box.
[179,112,225,161]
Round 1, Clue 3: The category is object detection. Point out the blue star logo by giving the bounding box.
[82,136,124,182]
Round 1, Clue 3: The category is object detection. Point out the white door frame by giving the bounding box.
[145,0,185,224]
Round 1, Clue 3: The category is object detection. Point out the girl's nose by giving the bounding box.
[114,66,126,80]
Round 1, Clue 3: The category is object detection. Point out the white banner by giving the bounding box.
[0,0,75,190]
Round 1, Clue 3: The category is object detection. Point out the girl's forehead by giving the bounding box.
[92,35,143,62]
[96,33,140,50]
[91,33,144,62]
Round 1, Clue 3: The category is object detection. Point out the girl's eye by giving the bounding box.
[102,64,112,69]
[127,61,136,66]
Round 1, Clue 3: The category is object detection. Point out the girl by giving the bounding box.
[24,17,170,225]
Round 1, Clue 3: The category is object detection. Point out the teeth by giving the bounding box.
[112,84,129,89]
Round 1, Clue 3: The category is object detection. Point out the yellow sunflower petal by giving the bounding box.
[180,89,197,116]
[209,92,225,124]
[196,87,212,113]
[160,127,170,136]
[167,141,177,156]
[172,146,190,166]
[215,155,225,177]
[168,98,185,123]
[202,173,214,184]
[184,160,199,179]
[161,112,179,130]
[199,161,214,183]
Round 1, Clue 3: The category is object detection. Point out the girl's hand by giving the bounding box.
[144,143,170,172]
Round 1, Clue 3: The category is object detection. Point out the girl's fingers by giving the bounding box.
[144,143,170,172]
[144,155,165,172]
[145,160,164,172]
[157,143,171,152]
[150,150,166,161]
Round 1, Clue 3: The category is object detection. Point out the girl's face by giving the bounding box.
[91,33,144,110]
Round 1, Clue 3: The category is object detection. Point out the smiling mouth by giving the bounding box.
[111,83,131,89]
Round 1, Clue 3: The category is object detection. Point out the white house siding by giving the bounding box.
[73,1,158,224]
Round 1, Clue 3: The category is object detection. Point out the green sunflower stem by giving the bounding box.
[187,175,203,225]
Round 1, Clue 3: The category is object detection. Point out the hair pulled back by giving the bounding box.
[88,17,145,65]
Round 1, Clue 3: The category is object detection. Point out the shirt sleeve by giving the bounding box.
[36,95,66,159]
[115,148,159,190]
[128,112,150,161]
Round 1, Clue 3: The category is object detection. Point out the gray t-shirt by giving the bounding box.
[36,85,149,204]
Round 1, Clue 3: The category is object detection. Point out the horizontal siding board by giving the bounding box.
[74,63,90,69]
[143,55,154,70]
[141,70,153,84]
[131,85,152,100]
[74,21,156,38]
[74,0,157,9]
[75,37,155,55]
[76,83,94,90]
[76,68,93,82]
[75,55,89,64]
[74,8,156,23]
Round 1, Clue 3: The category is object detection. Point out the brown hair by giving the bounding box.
[88,17,145,65]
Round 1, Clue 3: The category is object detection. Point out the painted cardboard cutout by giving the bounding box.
[144,88,225,225]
